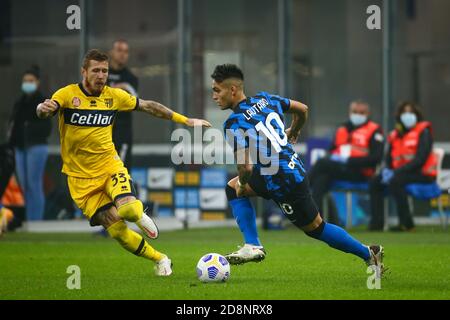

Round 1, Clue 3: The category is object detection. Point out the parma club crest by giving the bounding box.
[104,98,113,108]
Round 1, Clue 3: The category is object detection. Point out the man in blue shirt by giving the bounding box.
[212,64,385,273]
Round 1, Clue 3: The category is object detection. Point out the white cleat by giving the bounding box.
[136,208,159,239]
[155,256,173,276]
[366,245,387,276]
[225,244,266,265]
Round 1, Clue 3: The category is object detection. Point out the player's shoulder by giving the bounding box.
[256,91,280,100]
[104,85,129,97]
[255,91,271,98]
[223,113,239,128]
[51,84,79,99]
[224,110,251,130]
[248,91,269,103]
[55,83,78,93]
[260,91,289,104]
[254,91,288,107]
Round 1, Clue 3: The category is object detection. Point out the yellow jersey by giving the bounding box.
[51,83,138,178]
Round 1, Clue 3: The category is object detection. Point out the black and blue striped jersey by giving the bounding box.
[223,91,306,201]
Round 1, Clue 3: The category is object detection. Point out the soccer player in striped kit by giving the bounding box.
[212,64,385,275]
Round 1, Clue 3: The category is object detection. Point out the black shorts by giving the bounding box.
[248,171,319,228]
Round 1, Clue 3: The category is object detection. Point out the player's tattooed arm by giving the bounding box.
[286,100,308,144]
[138,99,212,127]
[137,99,174,119]
[36,99,59,119]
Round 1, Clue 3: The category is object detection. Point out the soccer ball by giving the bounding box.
[196,253,230,283]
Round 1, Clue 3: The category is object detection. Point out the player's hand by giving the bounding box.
[235,179,250,197]
[285,127,300,144]
[236,186,247,197]
[381,168,394,184]
[37,99,58,118]
[186,118,212,128]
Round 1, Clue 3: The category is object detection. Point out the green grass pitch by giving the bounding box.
[1,226,449,300]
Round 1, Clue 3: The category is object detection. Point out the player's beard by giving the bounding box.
[86,79,105,96]
[224,101,235,110]
[217,99,232,110]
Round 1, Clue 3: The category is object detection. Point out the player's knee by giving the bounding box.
[280,194,320,229]
[117,199,143,222]
[301,213,323,232]
[90,205,121,228]
[225,184,238,201]
[304,219,326,239]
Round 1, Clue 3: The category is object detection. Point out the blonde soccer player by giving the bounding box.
[37,49,211,276]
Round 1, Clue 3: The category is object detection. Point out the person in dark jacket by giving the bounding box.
[309,101,384,223]
[369,102,436,232]
[108,39,139,169]
[8,66,51,220]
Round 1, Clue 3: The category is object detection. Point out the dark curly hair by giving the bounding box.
[211,64,244,83]
[395,101,424,123]
[24,65,40,79]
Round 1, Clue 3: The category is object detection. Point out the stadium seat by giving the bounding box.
[404,148,448,230]
[324,181,370,229]
[324,148,448,231]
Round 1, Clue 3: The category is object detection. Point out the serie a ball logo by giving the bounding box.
[196,253,230,283]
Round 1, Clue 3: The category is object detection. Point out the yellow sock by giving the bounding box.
[107,220,163,262]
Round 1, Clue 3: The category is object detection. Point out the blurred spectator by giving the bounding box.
[0,205,14,236]
[369,102,437,232]
[0,143,15,199]
[0,143,15,235]
[8,66,51,221]
[309,101,384,223]
[108,39,139,169]
[1,174,25,232]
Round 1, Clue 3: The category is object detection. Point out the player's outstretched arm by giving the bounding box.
[285,100,308,144]
[138,99,212,127]
[36,99,59,119]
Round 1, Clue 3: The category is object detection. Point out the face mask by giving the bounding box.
[349,113,367,127]
[22,82,37,94]
[400,112,417,129]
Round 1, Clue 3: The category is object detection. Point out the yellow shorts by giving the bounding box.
[67,167,135,223]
